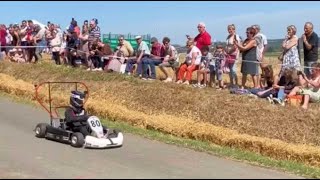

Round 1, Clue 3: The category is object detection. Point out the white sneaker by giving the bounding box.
[192,83,201,88]
[92,68,97,71]
[176,80,183,84]
[86,68,91,71]
[141,78,148,80]
[163,77,173,83]
[97,68,103,71]
[267,95,274,104]
[273,98,285,106]
[148,78,155,81]
[182,81,190,85]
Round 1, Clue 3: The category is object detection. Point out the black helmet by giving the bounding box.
[70,90,85,108]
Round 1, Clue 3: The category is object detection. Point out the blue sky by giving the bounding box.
[1,1,320,45]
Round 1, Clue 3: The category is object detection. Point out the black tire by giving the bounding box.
[70,132,85,148]
[35,123,48,138]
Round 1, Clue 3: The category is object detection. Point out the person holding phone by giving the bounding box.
[288,63,320,109]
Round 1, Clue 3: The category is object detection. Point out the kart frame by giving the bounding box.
[34,81,89,126]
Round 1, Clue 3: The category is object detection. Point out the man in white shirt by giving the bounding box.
[252,24,268,88]
[124,35,151,77]
[252,24,268,65]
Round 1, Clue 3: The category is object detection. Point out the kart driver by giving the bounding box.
[65,90,91,136]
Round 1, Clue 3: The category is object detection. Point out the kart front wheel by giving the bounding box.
[35,123,48,138]
[70,132,85,148]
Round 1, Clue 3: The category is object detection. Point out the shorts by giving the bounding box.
[299,88,320,102]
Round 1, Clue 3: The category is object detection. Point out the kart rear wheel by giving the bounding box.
[35,123,49,138]
[70,132,85,148]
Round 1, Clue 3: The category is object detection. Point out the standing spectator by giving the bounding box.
[252,25,268,88]
[19,20,28,59]
[279,25,301,76]
[252,24,268,65]
[50,31,62,65]
[125,35,151,77]
[0,25,7,59]
[194,22,212,50]
[176,39,202,85]
[235,27,259,89]
[158,37,179,82]
[88,18,101,45]
[79,25,90,68]
[225,24,240,88]
[83,20,89,32]
[33,24,46,61]
[301,22,318,78]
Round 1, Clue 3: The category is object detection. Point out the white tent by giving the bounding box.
[31,19,46,29]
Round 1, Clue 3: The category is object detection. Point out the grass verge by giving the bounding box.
[0,91,319,178]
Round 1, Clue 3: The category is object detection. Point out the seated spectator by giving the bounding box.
[158,37,179,83]
[9,48,25,63]
[193,46,214,88]
[66,30,80,67]
[288,63,320,109]
[249,65,274,95]
[254,68,298,105]
[176,39,202,85]
[88,39,113,71]
[107,35,134,73]
[260,65,274,89]
[125,35,151,77]
[141,37,163,80]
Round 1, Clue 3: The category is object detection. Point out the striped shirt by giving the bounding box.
[88,26,101,43]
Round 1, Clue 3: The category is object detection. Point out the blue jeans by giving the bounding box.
[228,63,237,85]
[36,40,46,60]
[304,61,316,78]
[125,58,145,75]
[277,87,285,101]
[143,59,162,79]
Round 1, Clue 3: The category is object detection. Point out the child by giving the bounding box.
[249,65,274,95]
[213,45,227,90]
[255,67,298,106]
[288,63,320,110]
[193,46,213,88]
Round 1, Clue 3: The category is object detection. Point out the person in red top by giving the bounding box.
[0,24,7,54]
[150,37,162,57]
[194,22,212,50]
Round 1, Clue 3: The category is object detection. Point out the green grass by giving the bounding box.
[1,91,320,178]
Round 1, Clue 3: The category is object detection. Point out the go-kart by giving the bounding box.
[33,81,124,148]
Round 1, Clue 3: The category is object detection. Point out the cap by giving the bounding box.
[135,35,142,39]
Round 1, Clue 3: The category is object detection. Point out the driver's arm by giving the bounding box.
[65,108,88,123]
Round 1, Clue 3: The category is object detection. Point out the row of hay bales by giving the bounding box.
[0,72,320,167]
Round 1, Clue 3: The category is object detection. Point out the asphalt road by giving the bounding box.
[0,97,303,179]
